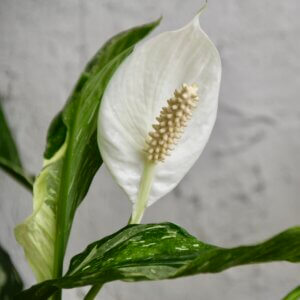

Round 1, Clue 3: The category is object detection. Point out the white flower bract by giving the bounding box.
[97,15,221,211]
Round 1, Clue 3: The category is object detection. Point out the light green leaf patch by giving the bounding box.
[16,223,300,299]
[14,19,161,282]
[15,144,66,281]
[283,286,300,300]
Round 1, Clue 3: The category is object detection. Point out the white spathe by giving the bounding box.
[98,15,221,207]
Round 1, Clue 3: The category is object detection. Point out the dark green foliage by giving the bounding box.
[0,99,34,191]
[37,19,161,279]
[16,222,300,299]
[0,244,23,299]
[44,111,67,159]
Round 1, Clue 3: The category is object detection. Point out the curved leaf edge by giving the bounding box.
[15,223,300,300]
[283,285,300,300]
[0,100,34,191]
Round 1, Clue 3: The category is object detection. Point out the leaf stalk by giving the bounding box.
[130,160,156,224]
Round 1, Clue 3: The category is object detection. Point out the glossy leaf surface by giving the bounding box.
[16,222,300,299]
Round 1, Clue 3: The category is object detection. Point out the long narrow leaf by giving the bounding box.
[16,223,300,299]
[0,100,33,190]
[14,19,161,282]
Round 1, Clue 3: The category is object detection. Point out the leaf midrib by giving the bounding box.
[52,49,133,279]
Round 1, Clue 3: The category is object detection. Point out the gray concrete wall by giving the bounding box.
[1,0,300,299]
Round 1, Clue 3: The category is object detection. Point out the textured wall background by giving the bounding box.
[1,0,300,299]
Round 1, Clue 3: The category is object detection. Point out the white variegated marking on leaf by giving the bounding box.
[68,245,98,276]
[175,246,189,251]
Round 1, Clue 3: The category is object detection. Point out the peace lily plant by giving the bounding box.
[0,4,299,300]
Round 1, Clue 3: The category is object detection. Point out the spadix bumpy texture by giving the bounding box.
[98,15,221,208]
[146,83,199,163]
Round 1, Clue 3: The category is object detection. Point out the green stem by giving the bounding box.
[84,283,103,300]
[52,143,72,300]
[85,161,155,299]
[52,202,66,300]
[130,160,156,224]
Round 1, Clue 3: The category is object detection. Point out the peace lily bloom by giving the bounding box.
[98,11,221,224]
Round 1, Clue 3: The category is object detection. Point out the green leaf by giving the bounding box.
[0,99,34,191]
[14,19,161,283]
[0,244,23,299]
[16,223,300,299]
[283,286,300,300]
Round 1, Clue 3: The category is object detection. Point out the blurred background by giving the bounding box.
[1,0,300,299]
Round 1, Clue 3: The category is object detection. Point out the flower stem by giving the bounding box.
[84,283,103,300]
[130,160,156,224]
[84,161,155,299]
